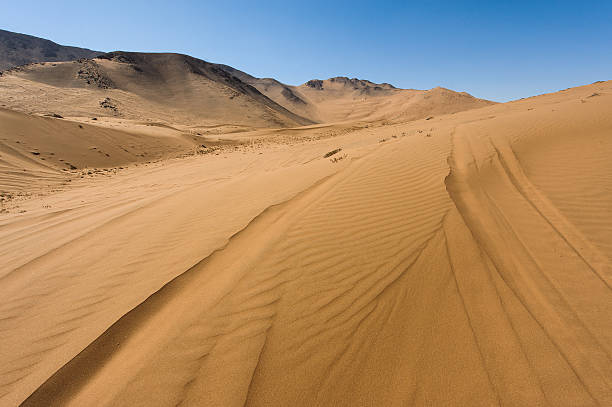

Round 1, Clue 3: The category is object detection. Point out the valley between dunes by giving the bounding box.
[0,69,611,405]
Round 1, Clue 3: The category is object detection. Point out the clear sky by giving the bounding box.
[1,1,611,101]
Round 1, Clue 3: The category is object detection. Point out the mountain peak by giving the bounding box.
[302,76,397,91]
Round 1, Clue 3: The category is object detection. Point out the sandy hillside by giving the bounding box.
[219,66,494,123]
[0,52,313,129]
[0,52,493,131]
[0,78,610,406]
[292,78,494,123]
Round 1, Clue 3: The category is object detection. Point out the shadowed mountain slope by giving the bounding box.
[217,65,495,123]
[0,51,314,128]
[0,29,102,71]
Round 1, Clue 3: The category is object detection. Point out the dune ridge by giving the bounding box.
[1,80,609,405]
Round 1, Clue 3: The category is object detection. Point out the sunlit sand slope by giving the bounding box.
[3,80,612,406]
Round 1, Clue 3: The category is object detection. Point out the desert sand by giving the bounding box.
[0,49,611,406]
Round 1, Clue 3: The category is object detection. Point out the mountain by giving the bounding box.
[0,30,494,128]
[0,29,102,71]
[0,51,314,128]
[216,67,495,123]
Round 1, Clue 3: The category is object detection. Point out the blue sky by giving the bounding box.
[1,1,611,101]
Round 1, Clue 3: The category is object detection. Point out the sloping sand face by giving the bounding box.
[2,81,612,406]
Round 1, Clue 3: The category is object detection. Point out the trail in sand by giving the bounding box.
[1,81,612,406]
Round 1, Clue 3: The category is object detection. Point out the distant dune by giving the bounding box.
[0,29,102,71]
[0,107,198,195]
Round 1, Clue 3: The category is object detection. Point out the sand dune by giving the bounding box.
[0,107,201,201]
[0,78,610,406]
